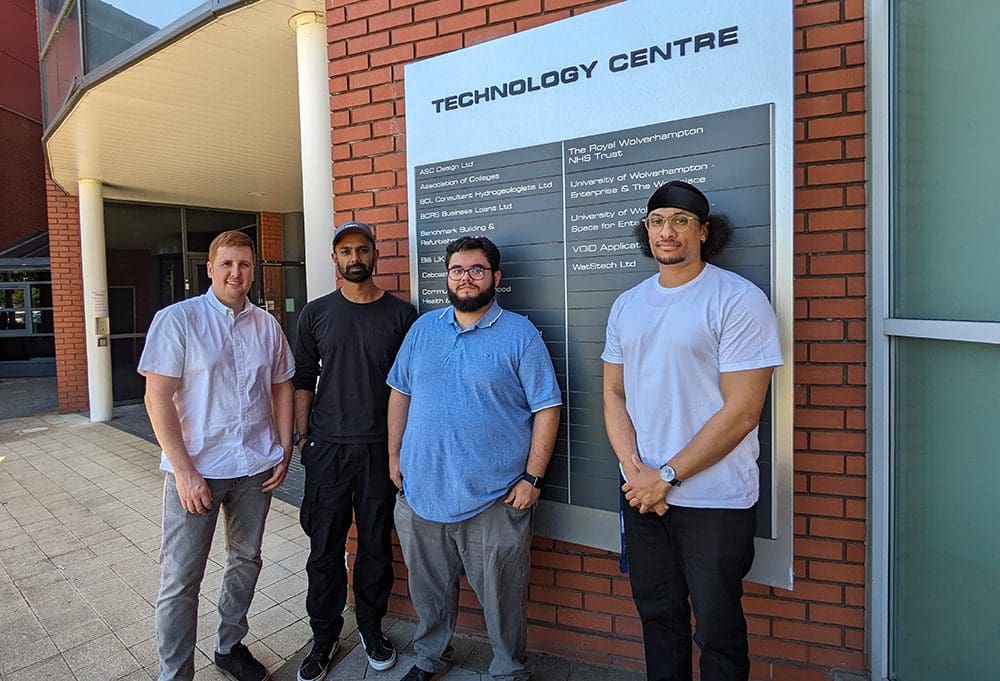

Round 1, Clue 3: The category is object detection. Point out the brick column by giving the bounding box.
[46,174,88,413]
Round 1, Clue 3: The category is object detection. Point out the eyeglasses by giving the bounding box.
[643,213,701,233]
[447,265,492,281]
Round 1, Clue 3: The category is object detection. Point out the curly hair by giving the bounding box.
[633,212,734,263]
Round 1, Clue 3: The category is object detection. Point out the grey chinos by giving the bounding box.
[156,470,271,681]
[395,493,533,681]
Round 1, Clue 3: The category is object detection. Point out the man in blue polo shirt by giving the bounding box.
[387,236,561,681]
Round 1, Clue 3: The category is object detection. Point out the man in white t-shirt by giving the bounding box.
[602,181,783,681]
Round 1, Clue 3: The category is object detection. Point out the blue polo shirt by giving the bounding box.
[387,301,562,523]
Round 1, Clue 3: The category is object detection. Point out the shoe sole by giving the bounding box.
[367,648,396,672]
[296,660,331,681]
[359,633,397,672]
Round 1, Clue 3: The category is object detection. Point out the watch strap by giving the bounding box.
[521,473,545,489]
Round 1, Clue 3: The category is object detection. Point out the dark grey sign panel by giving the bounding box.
[413,104,775,531]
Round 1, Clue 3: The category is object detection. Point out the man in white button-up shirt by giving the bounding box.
[139,230,294,681]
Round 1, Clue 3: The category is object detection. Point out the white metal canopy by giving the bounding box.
[44,0,322,213]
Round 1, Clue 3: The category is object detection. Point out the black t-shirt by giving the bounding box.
[292,290,417,442]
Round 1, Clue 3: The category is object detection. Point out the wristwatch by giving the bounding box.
[521,473,545,489]
[658,463,683,487]
[292,431,308,447]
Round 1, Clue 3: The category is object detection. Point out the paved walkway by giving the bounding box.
[0,413,642,681]
[0,377,57,420]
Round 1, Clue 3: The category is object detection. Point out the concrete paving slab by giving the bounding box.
[2,651,74,681]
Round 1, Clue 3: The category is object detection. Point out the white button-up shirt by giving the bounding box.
[138,290,295,479]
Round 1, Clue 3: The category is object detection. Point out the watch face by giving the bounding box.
[659,465,677,483]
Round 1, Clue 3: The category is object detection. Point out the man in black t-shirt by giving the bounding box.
[291,221,417,681]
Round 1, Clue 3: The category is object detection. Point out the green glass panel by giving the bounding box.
[892,1,1000,321]
[891,338,1000,681]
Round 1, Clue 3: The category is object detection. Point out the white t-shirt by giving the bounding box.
[602,264,783,509]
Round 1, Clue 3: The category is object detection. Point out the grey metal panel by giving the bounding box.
[534,501,620,553]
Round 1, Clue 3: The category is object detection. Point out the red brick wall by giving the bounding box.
[328,1,868,678]
[47,174,88,413]
[259,211,286,326]
[259,211,284,261]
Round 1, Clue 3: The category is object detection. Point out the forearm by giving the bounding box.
[604,394,640,467]
[145,374,215,511]
[271,380,293,456]
[524,405,560,476]
[667,406,760,481]
[387,389,410,458]
[293,389,314,435]
[668,367,774,481]
[145,389,195,476]
[603,363,640,475]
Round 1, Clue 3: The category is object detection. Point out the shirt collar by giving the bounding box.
[205,288,250,317]
[439,299,504,331]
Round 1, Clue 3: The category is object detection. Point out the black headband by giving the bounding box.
[646,181,710,221]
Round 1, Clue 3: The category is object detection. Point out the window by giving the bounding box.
[0,278,53,337]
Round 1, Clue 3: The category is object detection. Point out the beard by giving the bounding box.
[448,280,495,312]
[654,254,685,266]
[339,262,372,283]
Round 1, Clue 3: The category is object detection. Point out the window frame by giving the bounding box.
[0,280,55,337]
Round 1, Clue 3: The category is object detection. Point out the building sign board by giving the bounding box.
[405,0,794,587]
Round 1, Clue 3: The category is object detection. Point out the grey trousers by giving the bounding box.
[156,470,272,681]
[395,494,533,681]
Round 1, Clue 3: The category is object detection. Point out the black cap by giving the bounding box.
[332,221,375,247]
[646,181,710,221]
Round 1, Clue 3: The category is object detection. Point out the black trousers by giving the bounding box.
[623,495,756,681]
[299,441,397,647]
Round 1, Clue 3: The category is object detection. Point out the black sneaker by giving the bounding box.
[400,664,450,681]
[359,630,397,671]
[296,640,338,681]
[214,642,268,681]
